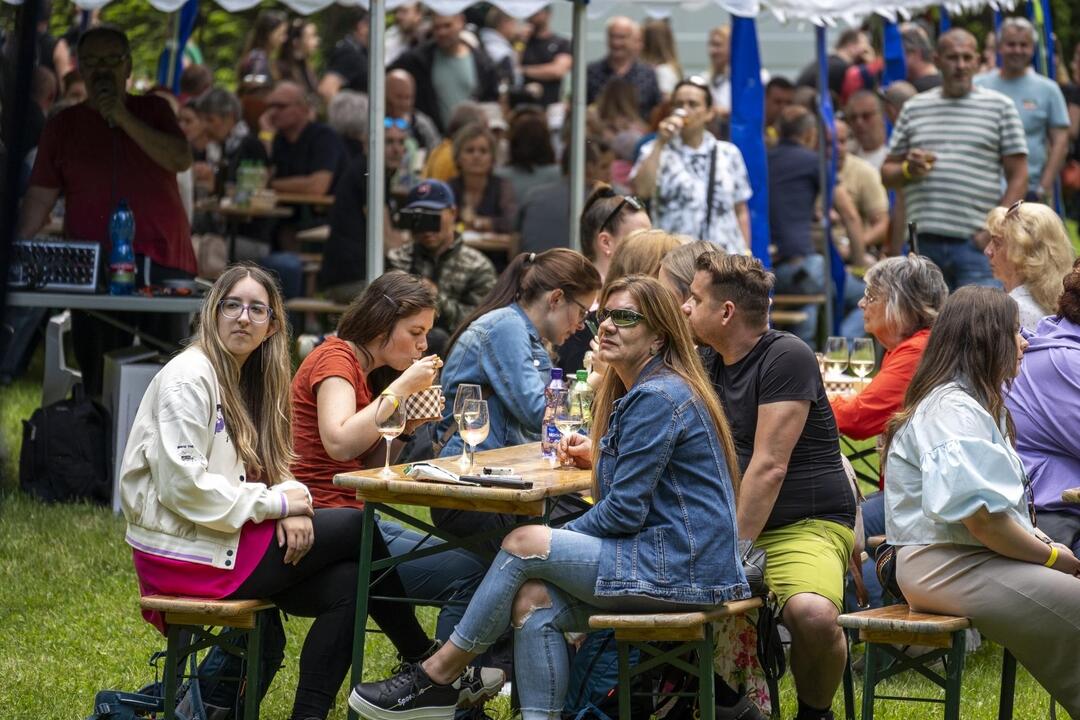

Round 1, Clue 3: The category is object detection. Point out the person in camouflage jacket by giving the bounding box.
[386,180,498,334]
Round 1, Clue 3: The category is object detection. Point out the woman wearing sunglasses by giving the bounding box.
[119,264,434,720]
[883,286,1080,715]
[349,275,749,720]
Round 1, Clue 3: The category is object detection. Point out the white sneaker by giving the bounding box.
[456,666,506,707]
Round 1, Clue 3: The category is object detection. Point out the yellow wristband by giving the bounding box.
[1044,545,1059,568]
[901,160,912,181]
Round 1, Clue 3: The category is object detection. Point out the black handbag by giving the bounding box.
[742,544,769,597]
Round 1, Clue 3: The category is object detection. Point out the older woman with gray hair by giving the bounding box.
[831,254,948,443]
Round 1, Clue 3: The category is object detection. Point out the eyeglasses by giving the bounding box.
[597,307,647,328]
[566,294,590,322]
[862,287,881,304]
[1006,199,1024,218]
[599,196,645,235]
[385,117,411,130]
[219,298,273,324]
[81,52,129,70]
[266,100,299,111]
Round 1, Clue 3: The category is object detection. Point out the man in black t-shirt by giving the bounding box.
[267,82,347,197]
[317,7,370,103]
[521,6,572,108]
[685,252,855,720]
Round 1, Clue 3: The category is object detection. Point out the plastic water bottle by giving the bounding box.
[540,368,566,459]
[108,199,136,295]
[570,369,594,431]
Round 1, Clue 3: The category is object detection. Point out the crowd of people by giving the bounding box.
[8,6,1080,720]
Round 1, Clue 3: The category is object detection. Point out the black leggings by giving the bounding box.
[230,507,430,719]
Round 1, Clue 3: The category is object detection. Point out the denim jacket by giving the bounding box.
[567,358,749,605]
[438,304,552,456]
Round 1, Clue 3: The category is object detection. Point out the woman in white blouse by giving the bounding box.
[883,286,1080,714]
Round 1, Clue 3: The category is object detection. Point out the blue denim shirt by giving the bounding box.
[567,358,749,605]
[438,304,552,457]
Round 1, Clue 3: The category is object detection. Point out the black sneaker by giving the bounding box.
[348,662,458,720]
[455,665,505,707]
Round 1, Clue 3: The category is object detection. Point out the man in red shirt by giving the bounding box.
[18,25,196,395]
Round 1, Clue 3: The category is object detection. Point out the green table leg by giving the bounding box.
[944,630,967,720]
[244,613,264,720]
[698,625,716,720]
[347,504,377,720]
[164,624,180,720]
[862,642,878,720]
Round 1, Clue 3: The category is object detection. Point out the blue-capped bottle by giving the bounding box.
[108,199,136,295]
[540,367,566,459]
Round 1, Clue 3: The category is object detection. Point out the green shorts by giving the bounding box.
[754,519,854,612]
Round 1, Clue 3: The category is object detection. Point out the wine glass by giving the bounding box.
[824,336,849,377]
[453,384,483,467]
[553,390,584,468]
[374,393,407,479]
[850,338,876,380]
[460,400,490,471]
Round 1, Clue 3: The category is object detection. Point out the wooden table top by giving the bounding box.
[204,200,294,219]
[1062,488,1080,504]
[461,230,513,253]
[334,442,592,516]
[274,192,335,207]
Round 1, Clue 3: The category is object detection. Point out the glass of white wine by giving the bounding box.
[460,399,490,472]
[453,384,482,467]
[374,393,407,480]
[553,389,584,468]
[850,338,876,380]
[824,336,849,377]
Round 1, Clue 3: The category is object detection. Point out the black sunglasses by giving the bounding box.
[599,196,645,235]
[1022,472,1037,528]
[597,307,647,328]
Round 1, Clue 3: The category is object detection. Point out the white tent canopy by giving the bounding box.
[2,0,1017,22]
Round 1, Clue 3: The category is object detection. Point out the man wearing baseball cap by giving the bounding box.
[387,179,498,342]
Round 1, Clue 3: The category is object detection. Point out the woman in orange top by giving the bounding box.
[831,255,948,445]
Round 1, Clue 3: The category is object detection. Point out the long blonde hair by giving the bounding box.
[985,202,1076,315]
[606,229,689,283]
[589,275,741,500]
[194,264,296,485]
[641,19,682,76]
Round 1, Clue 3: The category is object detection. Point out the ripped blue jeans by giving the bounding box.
[448,528,700,720]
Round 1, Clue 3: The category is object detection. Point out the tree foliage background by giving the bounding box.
[0,0,1076,89]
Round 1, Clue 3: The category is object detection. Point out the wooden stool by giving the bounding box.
[588,597,766,720]
[838,604,1016,720]
[139,595,274,720]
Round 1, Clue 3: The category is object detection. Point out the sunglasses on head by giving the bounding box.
[599,196,645,235]
[1006,199,1024,218]
[597,307,647,328]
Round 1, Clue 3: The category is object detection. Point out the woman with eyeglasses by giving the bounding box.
[119,264,435,720]
[631,77,752,255]
[883,286,1080,715]
[984,200,1076,332]
[349,275,749,720]
[430,249,600,551]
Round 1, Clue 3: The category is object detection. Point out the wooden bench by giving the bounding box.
[588,597,771,720]
[838,604,1017,720]
[773,293,828,307]
[770,309,809,326]
[140,595,275,720]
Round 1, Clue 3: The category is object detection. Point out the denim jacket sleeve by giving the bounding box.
[568,387,677,538]
[478,313,548,428]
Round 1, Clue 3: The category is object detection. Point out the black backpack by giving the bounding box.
[20,384,110,504]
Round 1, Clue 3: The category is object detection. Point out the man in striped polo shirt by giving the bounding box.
[882,28,1028,291]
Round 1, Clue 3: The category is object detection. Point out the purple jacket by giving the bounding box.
[1006,315,1080,515]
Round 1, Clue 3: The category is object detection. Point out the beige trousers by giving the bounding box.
[897,543,1080,718]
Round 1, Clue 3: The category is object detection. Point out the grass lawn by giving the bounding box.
[0,355,1063,719]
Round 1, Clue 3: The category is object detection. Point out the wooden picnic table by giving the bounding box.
[334,442,591,719]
